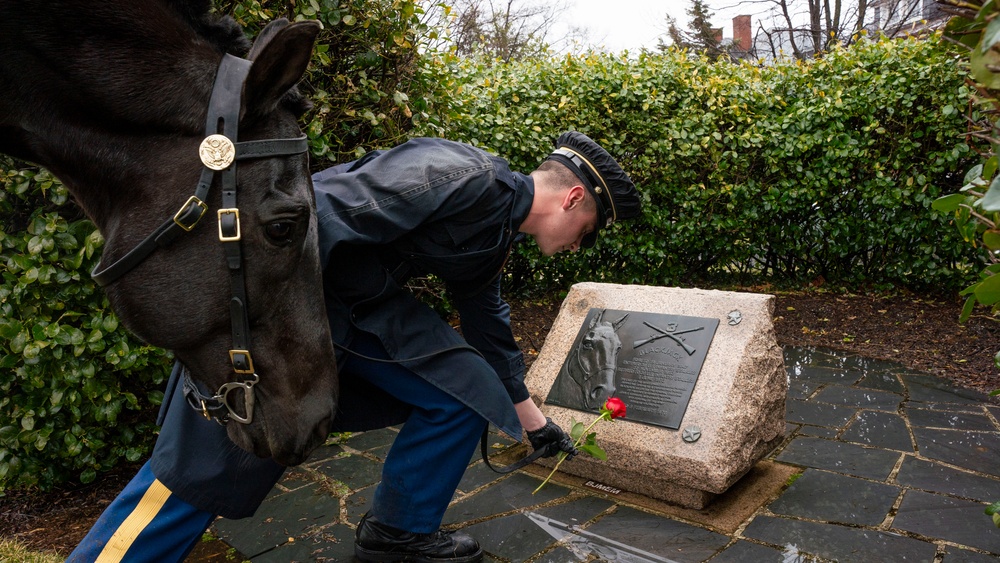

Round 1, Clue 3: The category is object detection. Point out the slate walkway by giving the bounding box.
[206,346,1000,562]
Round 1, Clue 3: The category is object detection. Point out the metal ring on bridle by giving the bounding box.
[218,373,259,424]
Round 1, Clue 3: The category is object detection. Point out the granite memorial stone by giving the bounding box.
[524,283,786,509]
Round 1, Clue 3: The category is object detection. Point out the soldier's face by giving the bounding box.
[536,203,597,256]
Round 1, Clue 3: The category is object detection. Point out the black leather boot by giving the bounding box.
[354,512,484,562]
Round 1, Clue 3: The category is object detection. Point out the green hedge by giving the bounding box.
[420,36,980,293]
[0,163,172,490]
[226,0,463,167]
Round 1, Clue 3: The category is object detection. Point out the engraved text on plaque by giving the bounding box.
[545,308,719,429]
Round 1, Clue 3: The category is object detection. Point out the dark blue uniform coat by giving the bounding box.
[315,137,533,437]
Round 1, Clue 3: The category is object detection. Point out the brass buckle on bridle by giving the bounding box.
[217,208,241,241]
[173,196,208,231]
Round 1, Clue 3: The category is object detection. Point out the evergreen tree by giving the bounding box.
[658,0,723,59]
[657,14,690,51]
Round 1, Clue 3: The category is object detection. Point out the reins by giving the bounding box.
[90,53,309,425]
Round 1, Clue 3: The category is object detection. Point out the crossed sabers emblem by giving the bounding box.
[633,322,704,356]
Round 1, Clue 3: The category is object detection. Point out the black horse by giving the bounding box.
[0,1,338,466]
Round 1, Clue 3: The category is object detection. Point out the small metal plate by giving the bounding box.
[545,308,720,429]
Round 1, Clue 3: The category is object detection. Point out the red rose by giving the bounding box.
[533,397,628,495]
[603,397,627,419]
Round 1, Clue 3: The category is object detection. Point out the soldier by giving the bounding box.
[70,131,641,563]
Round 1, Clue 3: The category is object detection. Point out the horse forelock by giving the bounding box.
[169,2,251,56]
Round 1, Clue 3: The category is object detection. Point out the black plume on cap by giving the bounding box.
[545,131,641,248]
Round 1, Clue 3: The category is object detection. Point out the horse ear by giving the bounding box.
[612,313,629,331]
[243,19,320,116]
[589,309,605,329]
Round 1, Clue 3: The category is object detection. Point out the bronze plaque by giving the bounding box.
[545,308,719,429]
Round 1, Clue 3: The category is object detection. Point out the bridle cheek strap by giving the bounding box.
[90,53,309,425]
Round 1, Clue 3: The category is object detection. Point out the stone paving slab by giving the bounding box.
[775,436,901,480]
[855,370,906,393]
[213,483,345,559]
[785,398,856,428]
[581,506,730,563]
[765,469,900,526]
[895,457,1000,503]
[705,540,786,562]
[943,545,1000,563]
[786,364,861,386]
[904,374,993,405]
[787,379,821,401]
[911,427,1000,477]
[207,345,1000,562]
[906,407,998,432]
[742,515,938,562]
[458,496,614,561]
[840,409,913,451]
[893,490,1000,554]
[811,385,903,411]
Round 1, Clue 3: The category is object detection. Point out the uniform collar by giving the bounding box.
[510,172,534,237]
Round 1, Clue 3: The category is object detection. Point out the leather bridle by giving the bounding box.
[91,54,310,425]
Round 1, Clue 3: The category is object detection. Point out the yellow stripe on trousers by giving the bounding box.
[94,478,172,563]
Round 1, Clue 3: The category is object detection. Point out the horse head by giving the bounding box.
[0,2,337,466]
[576,310,629,410]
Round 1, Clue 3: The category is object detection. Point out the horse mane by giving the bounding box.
[167,0,251,56]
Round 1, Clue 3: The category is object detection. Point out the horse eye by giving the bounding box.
[264,221,295,244]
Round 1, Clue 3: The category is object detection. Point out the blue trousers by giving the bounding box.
[68,332,488,562]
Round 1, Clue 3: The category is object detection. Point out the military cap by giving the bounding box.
[545,131,641,248]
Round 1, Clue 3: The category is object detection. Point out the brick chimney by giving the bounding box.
[733,15,751,51]
[712,28,723,43]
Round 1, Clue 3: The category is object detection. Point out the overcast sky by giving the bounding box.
[547,0,746,53]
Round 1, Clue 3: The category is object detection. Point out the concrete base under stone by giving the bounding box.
[524,283,787,509]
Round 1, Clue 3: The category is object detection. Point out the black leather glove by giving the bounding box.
[526,417,578,460]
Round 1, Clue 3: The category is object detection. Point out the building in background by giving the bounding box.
[715,0,950,60]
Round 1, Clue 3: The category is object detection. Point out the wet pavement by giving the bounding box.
[204,346,1000,562]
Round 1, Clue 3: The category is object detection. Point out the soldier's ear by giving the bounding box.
[563,185,587,210]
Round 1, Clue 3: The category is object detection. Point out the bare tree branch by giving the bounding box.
[429,0,567,61]
[713,0,944,59]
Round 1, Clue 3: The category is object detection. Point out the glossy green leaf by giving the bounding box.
[984,230,1000,250]
[932,193,966,213]
[971,45,1000,90]
[983,175,1000,211]
[984,155,999,182]
[981,17,1000,53]
[578,444,607,461]
[960,295,977,323]
[973,272,1000,305]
